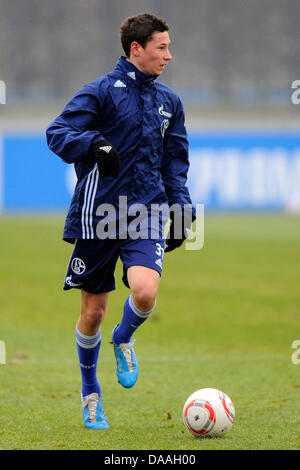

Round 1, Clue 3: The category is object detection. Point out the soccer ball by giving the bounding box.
[182,388,235,438]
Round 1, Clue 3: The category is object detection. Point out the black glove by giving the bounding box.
[90,139,120,178]
[165,210,194,253]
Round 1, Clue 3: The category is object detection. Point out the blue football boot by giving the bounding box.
[112,327,139,388]
[81,393,109,429]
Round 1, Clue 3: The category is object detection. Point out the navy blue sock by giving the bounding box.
[75,326,101,398]
[113,294,156,344]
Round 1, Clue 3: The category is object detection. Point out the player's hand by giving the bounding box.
[164,211,192,252]
[90,139,120,178]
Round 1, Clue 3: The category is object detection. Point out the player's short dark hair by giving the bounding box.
[120,13,169,58]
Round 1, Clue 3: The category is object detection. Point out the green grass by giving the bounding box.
[0,213,300,450]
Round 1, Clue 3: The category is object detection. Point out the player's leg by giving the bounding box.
[112,238,164,388]
[64,238,119,428]
[112,266,160,388]
[76,290,110,429]
[129,264,160,311]
[113,265,160,344]
[78,290,109,335]
[76,290,109,398]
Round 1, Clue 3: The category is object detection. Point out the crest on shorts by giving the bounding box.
[71,257,86,275]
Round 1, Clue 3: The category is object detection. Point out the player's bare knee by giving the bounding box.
[83,311,103,331]
[133,288,156,312]
[82,304,106,330]
[80,291,108,329]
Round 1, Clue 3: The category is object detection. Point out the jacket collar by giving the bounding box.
[114,56,158,87]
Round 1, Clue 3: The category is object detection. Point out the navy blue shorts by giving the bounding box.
[63,237,165,294]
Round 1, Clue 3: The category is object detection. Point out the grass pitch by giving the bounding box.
[0,213,300,450]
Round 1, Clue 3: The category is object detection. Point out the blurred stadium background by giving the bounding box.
[0,0,300,212]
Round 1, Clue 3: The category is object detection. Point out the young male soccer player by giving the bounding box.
[46,13,195,429]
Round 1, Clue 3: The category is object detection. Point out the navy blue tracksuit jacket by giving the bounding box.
[46,56,194,242]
